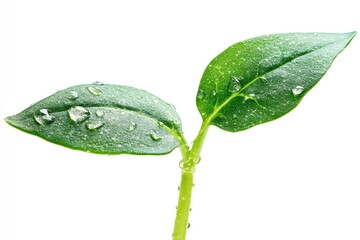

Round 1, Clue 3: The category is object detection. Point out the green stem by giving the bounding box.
[172,123,209,240]
[172,172,194,240]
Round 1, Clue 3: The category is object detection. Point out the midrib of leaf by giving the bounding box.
[202,39,343,128]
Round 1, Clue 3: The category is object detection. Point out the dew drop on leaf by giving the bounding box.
[67,91,79,100]
[149,130,162,141]
[169,103,176,110]
[292,86,304,97]
[197,89,205,100]
[228,76,241,93]
[96,110,105,117]
[87,86,102,96]
[86,120,104,130]
[129,121,137,131]
[68,106,91,123]
[92,81,104,85]
[259,76,267,82]
[34,109,55,125]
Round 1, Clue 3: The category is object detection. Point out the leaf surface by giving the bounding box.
[6,84,183,155]
[196,32,356,131]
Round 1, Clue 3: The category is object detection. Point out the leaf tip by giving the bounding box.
[4,115,25,132]
[4,115,18,128]
[347,31,357,37]
[4,116,13,125]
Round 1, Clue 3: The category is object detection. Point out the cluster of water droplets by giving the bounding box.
[31,82,171,148]
[33,83,107,130]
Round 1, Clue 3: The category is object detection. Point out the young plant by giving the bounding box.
[5,32,355,240]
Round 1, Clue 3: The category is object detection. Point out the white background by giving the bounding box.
[1,0,359,239]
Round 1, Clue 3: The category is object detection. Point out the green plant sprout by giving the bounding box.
[5,32,356,240]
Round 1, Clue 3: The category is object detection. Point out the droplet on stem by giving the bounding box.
[179,160,184,169]
[194,156,201,165]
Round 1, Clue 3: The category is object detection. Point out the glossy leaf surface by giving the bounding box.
[6,84,182,155]
[196,32,356,131]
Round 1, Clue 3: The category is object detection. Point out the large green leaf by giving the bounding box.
[196,32,356,131]
[5,83,183,155]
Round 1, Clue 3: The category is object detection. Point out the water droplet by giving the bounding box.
[179,160,184,169]
[178,186,180,190]
[187,223,191,229]
[189,208,192,212]
[34,109,55,125]
[259,76,267,81]
[193,156,201,165]
[96,110,104,117]
[68,106,90,123]
[67,91,79,100]
[92,81,104,85]
[228,76,241,93]
[197,90,205,100]
[87,86,102,96]
[129,121,137,131]
[292,86,304,96]
[149,130,162,141]
[86,120,104,130]
[169,103,176,110]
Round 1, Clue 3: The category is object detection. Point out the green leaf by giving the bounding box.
[196,32,356,132]
[5,83,183,155]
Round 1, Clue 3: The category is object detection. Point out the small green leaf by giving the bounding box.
[196,32,356,132]
[5,84,183,155]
